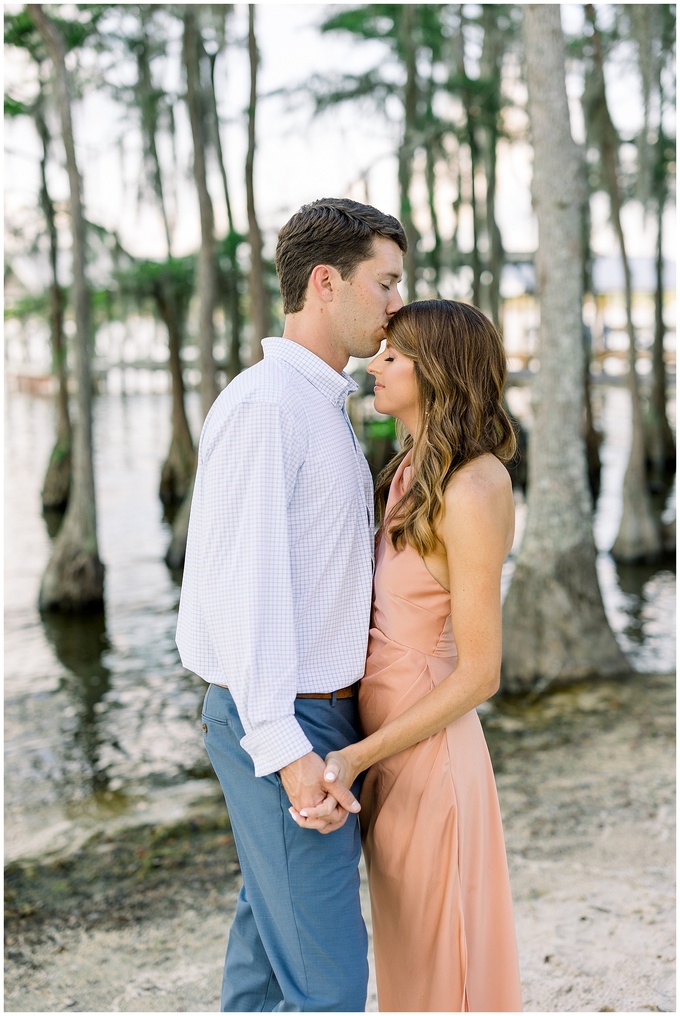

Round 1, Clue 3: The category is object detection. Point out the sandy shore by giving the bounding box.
[4,670,675,1013]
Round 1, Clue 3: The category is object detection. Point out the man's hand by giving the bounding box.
[279,751,360,835]
[285,746,363,834]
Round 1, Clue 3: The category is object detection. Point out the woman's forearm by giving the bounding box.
[349,661,499,774]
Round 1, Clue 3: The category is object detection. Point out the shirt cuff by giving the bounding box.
[240,715,314,777]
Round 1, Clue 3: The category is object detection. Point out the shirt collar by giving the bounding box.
[261,337,358,407]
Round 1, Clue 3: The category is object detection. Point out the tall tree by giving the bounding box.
[182,7,218,419]
[628,3,676,486]
[166,9,222,570]
[396,4,419,302]
[479,5,507,326]
[28,3,105,613]
[131,7,195,505]
[583,4,662,563]
[315,5,436,297]
[450,4,482,308]
[502,4,629,693]
[5,12,72,512]
[35,92,71,512]
[205,7,245,379]
[245,4,270,364]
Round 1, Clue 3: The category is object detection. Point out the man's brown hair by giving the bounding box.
[275,198,407,314]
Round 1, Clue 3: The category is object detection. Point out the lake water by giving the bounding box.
[4,384,675,863]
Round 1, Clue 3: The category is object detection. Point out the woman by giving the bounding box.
[293,300,523,1012]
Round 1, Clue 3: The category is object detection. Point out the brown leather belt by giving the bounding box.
[214,683,355,700]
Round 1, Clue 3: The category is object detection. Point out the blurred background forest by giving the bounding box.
[3,3,676,870]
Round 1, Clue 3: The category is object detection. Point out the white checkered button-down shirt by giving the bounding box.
[176,338,375,777]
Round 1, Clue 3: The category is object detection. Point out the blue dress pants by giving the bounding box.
[202,684,368,1012]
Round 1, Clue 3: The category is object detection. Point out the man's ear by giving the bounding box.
[308,263,339,304]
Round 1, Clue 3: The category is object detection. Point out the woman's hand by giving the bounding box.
[323,747,361,792]
[287,746,363,833]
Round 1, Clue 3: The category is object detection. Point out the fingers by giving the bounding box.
[298,796,337,821]
[288,803,350,835]
[326,777,360,813]
[323,758,341,783]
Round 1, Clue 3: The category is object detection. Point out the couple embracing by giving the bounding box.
[176,198,523,1013]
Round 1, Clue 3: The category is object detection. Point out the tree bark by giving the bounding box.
[480,6,504,326]
[29,4,105,613]
[137,7,173,256]
[245,5,270,364]
[208,45,243,379]
[183,8,218,418]
[584,5,662,562]
[581,202,602,501]
[397,4,419,303]
[646,185,675,486]
[135,8,195,505]
[501,5,629,694]
[36,94,72,512]
[453,6,481,307]
[424,135,442,292]
[155,277,195,505]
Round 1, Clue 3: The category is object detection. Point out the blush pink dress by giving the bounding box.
[359,452,523,1012]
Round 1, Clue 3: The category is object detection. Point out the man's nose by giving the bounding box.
[388,289,404,315]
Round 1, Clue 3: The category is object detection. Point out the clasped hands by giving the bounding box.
[281,746,361,835]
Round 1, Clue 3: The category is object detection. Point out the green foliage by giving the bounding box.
[4,290,51,321]
[4,9,40,52]
[5,5,107,60]
[116,255,196,316]
[311,68,393,114]
[4,94,30,118]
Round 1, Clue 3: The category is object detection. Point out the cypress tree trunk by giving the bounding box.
[480,6,504,327]
[453,7,481,307]
[502,5,629,694]
[245,5,270,364]
[397,4,419,303]
[646,194,675,486]
[584,5,662,562]
[29,3,105,613]
[582,203,602,501]
[36,96,71,512]
[136,8,195,506]
[424,141,442,291]
[169,10,220,568]
[208,47,243,379]
[156,278,195,505]
[183,8,218,418]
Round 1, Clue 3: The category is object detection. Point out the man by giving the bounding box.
[176,197,406,1012]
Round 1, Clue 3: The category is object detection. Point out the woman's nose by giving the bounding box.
[367,358,378,376]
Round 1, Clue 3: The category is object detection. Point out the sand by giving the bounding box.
[4,670,675,1013]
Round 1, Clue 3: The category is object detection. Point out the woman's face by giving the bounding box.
[367,343,419,431]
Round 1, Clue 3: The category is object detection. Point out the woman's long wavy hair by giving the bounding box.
[376,299,517,554]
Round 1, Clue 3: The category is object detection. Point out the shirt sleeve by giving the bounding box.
[197,399,313,777]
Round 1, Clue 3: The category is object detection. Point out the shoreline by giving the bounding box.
[5,669,675,1013]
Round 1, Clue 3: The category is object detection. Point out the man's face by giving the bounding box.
[332,237,404,360]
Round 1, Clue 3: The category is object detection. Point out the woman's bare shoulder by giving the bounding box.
[443,453,512,509]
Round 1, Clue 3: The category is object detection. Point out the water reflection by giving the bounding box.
[41,611,114,794]
[613,560,676,658]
